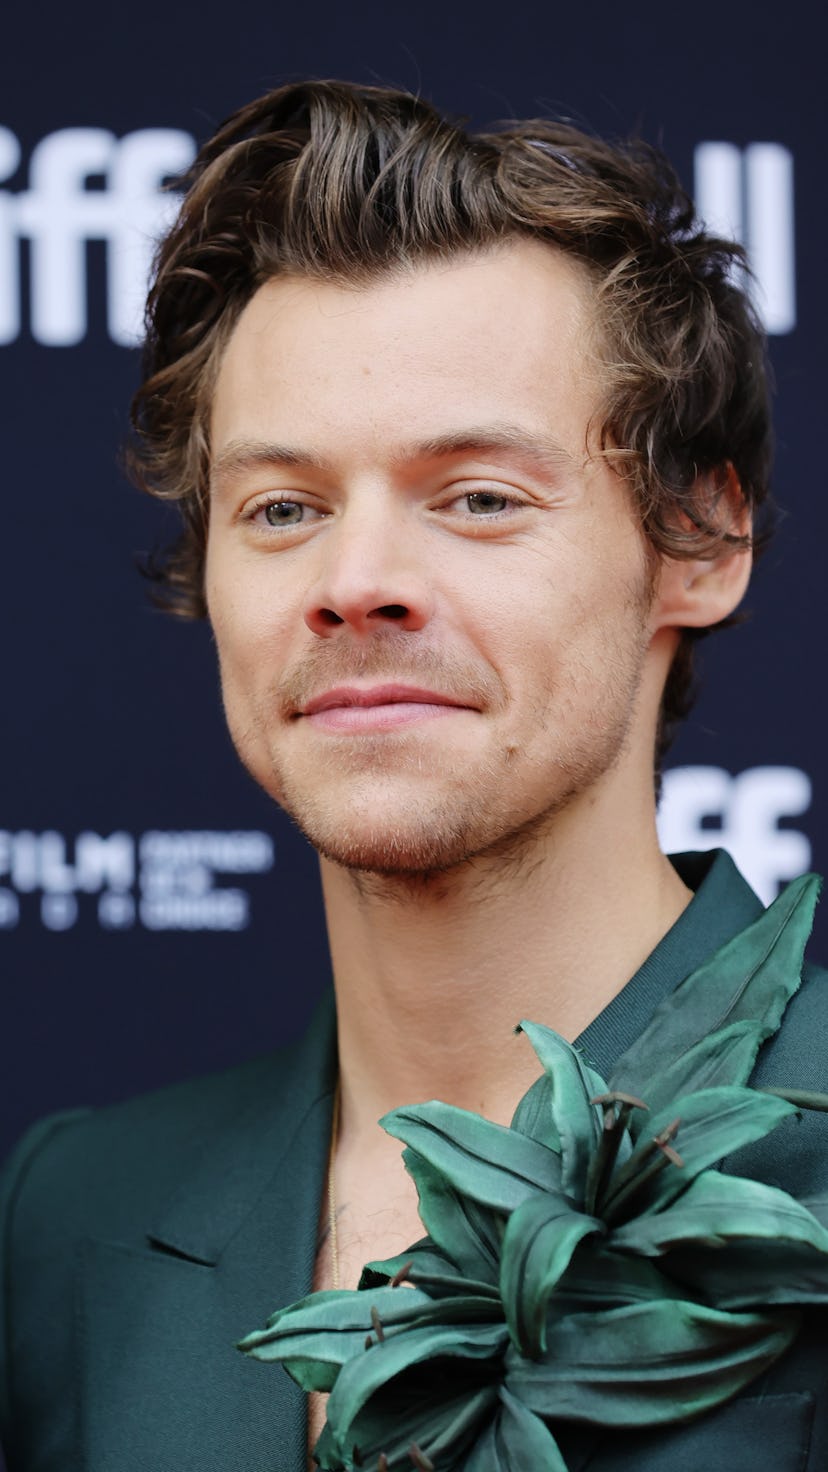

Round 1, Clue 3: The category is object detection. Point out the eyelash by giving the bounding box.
[244,488,527,531]
[239,495,323,533]
[459,490,521,517]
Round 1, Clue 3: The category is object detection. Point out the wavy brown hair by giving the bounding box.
[130,79,773,764]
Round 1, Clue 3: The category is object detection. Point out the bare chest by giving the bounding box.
[306,1187,425,1465]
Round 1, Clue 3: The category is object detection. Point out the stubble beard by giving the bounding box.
[240,608,654,889]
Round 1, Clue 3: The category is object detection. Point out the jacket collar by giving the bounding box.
[576,848,764,1078]
[147,989,337,1266]
[81,993,339,1471]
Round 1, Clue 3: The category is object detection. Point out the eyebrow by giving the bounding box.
[210,424,578,491]
[211,440,327,485]
[393,427,578,478]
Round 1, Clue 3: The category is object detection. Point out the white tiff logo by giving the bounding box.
[0,125,196,346]
[657,765,811,904]
[694,142,796,335]
[0,125,797,348]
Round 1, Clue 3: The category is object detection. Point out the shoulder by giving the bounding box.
[1,1049,276,1237]
[0,994,334,1251]
[0,996,335,1448]
[0,991,335,1280]
[0,1056,272,1441]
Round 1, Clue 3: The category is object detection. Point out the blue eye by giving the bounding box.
[466,491,511,514]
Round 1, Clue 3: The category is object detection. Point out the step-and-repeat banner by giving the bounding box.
[2,0,824,1181]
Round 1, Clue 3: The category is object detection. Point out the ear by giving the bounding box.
[651,465,753,632]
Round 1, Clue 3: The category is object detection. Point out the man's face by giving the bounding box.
[206,241,660,876]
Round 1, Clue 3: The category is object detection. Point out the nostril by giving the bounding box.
[319,608,345,626]
[372,605,408,620]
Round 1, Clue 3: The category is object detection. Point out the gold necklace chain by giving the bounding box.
[326,1082,341,1291]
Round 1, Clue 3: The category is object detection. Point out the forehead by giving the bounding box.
[210,240,603,465]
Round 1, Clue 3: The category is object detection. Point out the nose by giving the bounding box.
[302,501,434,638]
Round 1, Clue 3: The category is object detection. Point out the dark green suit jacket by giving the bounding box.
[2,852,827,1471]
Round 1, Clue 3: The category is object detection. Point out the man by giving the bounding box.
[1,80,826,1471]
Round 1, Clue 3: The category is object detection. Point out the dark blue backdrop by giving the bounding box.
[2,0,825,1176]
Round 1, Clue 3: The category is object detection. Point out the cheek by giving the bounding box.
[507,570,647,702]
[208,578,308,755]
[206,544,289,659]
[207,581,269,716]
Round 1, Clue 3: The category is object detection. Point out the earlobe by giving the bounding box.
[651,465,753,632]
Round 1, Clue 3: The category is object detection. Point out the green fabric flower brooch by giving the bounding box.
[240,874,828,1470]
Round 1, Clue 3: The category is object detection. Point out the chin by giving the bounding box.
[293,811,481,878]
[256,720,638,880]
[265,763,495,876]
[280,783,587,883]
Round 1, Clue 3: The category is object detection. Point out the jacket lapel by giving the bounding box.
[79,995,337,1471]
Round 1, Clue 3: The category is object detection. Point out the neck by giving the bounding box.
[322,777,691,1145]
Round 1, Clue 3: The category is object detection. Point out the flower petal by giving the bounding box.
[611,1169,828,1257]
[801,1195,828,1226]
[601,1086,797,1222]
[395,1148,501,1283]
[499,1195,603,1357]
[337,1380,498,1472]
[239,1285,452,1390]
[505,1300,800,1425]
[381,1101,565,1212]
[361,1239,499,1302]
[510,1074,561,1151]
[325,1319,509,1458]
[515,1022,605,1200]
[609,872,820,1114]
[555,1244,685,1310]
[618,1021,763,1143]
[463,1388,569,1470]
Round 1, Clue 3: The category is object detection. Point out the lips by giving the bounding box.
[300,683,472,716]
[297,682,476,733]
